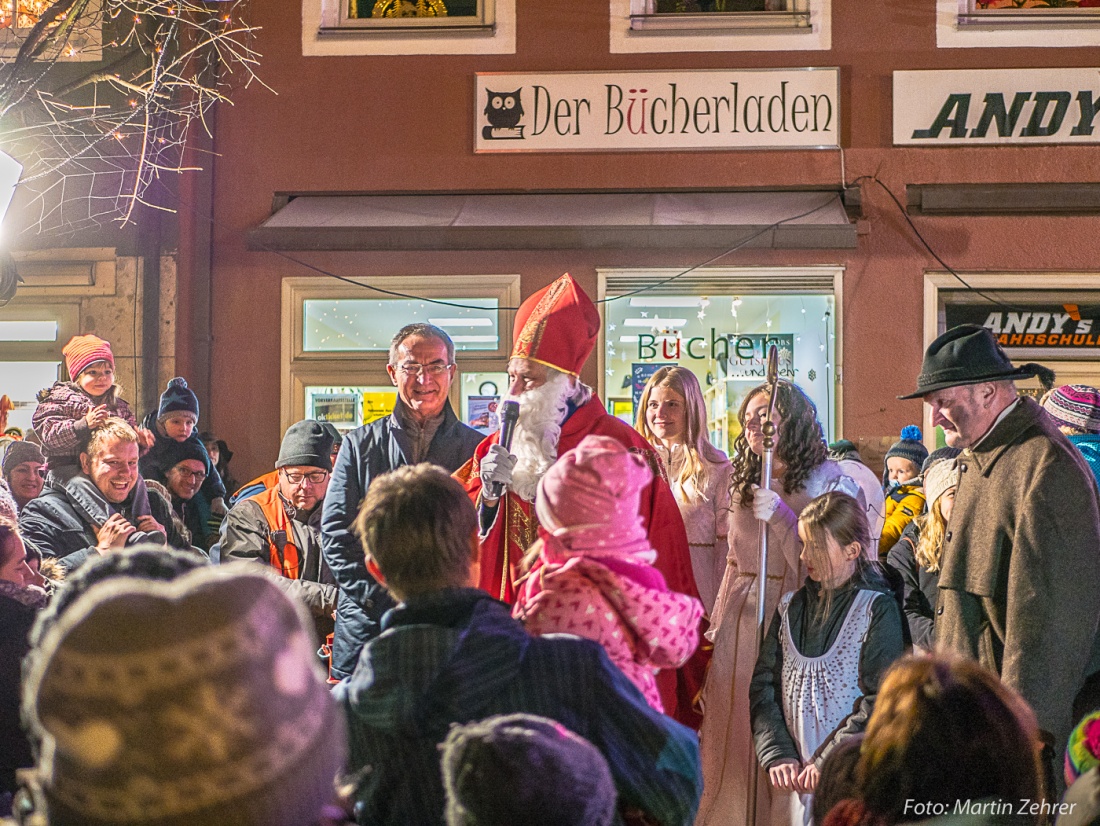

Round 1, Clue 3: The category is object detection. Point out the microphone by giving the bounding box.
[488,400,520,500]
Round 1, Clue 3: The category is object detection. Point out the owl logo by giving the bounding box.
[482,89,525,140]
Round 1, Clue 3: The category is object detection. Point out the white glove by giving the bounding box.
[480,444,517,500]
[751,484,782,523]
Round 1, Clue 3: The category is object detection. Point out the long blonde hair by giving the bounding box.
[914,492,953,573]
[635,366,725,500]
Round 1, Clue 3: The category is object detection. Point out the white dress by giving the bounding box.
[656,444,733,616]
[696,461,857,826]
[779,588,880,826]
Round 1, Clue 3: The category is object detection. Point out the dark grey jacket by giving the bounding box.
[320,402,483,680]
[935,397,1100,754]
[19,483,191,572]
[886,519,939,651]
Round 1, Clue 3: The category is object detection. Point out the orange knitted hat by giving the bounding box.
[62,335,114,380]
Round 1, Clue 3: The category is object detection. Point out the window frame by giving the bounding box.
[610,0,829,54]
[305,0,514,56]
[938,0,1100,47]
[281,274,519,434]
[0,0,103,62]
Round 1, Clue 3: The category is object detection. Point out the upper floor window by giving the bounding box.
[305,0,514,56]
[627,0,810,32]
[959,0,1100,26]
[611,0,829,53]
[0,0,102,60]
[336,0,493,29]
[939,0,1100,47]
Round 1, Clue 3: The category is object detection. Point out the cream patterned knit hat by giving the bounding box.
[23,567,345,826]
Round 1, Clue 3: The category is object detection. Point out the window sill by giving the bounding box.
[628,10,810,31]
[319,22,496,35]
[958,10,1100,27]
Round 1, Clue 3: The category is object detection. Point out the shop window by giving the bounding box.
[283,274,519,436]
[939,0,1100,46]
[600,268,841,453]
[306,0,514,56]
[612,0,828,52]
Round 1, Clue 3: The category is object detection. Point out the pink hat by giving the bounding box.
[62,334,114,381]
[535,435,651,553]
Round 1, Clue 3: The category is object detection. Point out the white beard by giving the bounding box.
[505,370,575,502]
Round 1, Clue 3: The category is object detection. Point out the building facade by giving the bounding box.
[166,0,1100,479]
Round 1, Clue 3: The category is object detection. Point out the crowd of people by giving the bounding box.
[1,272,1100,826]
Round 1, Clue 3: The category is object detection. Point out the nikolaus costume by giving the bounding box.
[455,273,700,721]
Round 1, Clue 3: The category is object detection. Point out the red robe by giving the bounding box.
[455,396,706,724]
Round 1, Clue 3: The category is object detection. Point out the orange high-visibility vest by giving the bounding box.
[245,485,300,580]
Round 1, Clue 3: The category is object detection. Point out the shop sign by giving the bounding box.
[894,69,1100,146]
[945,303,1100,349]
[636,330,796,376]
[475,69,840,153]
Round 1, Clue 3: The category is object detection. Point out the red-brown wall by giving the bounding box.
[194,0,1100,480]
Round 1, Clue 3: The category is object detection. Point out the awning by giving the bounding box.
[907,183,1100,216]
[247,191,857,251]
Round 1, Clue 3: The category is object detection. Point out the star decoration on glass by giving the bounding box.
[607,367,615,376]
[697,310,706,321]
[465,374,475,383]
[808,369,817,382]
[640,312,649,318]
[779,346,792,361]
[765,319,773,328]
[608,323,617,331]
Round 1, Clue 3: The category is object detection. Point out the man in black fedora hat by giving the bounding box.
[903,324,1100,793]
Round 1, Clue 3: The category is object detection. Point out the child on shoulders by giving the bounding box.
[32,335,161,543]
[513,434,703,713]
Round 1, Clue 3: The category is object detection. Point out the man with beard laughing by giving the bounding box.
[456,273,701,723]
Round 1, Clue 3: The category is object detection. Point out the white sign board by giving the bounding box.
[894,68,1100,146]
[475,69,840,153]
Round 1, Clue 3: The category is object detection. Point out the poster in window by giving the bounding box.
[467,395,500,435]
[312,394,360,429]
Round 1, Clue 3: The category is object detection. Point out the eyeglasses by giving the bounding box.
[281,469,329,486]
[395,363,453,377]
[175,468,208,482]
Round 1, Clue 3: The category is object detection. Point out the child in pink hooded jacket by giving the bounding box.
[513,434,703,712]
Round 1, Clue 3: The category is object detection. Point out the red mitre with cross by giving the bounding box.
[510,273,601,377]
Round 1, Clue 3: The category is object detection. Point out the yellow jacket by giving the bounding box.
[879,483,926,556]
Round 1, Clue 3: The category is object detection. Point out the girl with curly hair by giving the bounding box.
[635,366,732,614]
[696,380,858,826]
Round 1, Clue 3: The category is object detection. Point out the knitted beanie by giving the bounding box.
[923,458,960,510]
[2,438,45,477]
[23,566,345,826]
[1043,384,1100,435]
[62,335,114,381]
[1066,711,1100,786]
[922,446,962,476]
[827,439,862,463]
[883,426,929,485]
[440,713,616,826]
[275,420,334,472]
[158,377,200,422]
[160,437,210,474]
[535,434,651,540]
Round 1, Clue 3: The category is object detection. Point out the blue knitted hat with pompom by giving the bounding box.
[158,377,199,422]
[883,425,928,484]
